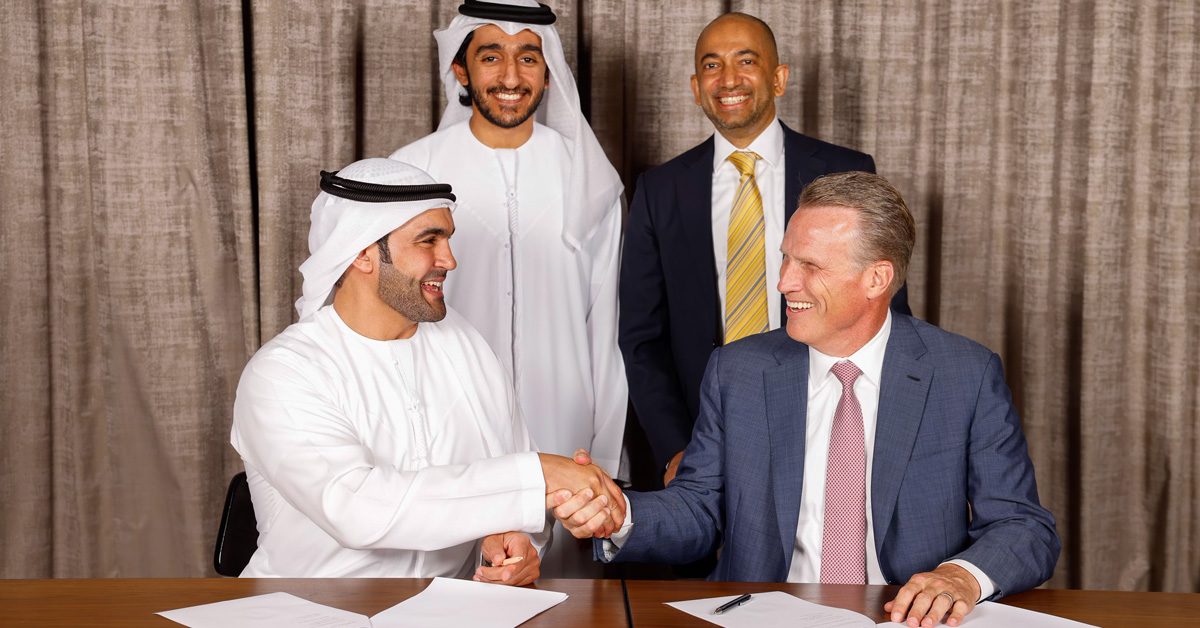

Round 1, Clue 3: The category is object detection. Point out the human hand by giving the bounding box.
[475,531,540,586]
[884,563,981,627]
[540,450,625,534]
[662,450,685,485]
[546,485,619,539]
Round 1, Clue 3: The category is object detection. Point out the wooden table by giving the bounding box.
[0,578,628,627]
[4,578,1200,627]
[624,580,1200,628]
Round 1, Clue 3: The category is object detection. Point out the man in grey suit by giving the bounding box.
[552,172,1059,627]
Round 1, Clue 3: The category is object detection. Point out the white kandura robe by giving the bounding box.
[390,120,627,478]
[231,305,548,578]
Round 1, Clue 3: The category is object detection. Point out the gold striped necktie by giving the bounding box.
[725,151,768,343]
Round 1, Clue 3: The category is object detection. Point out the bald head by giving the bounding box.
[696,12,779,69]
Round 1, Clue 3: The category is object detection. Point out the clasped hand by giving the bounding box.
[540,450,626,539]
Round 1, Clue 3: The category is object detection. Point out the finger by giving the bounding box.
[552,489,601,525]
[905,591,935,627]
[545,489,573,509]
[945,599,972,627]
[574,449,592,465]
[473,564,509,583]
[562,496,610,538]
[888,584,919,623]
[920,593,954,628]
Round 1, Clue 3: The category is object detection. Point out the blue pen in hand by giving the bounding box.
[713,593,753,615]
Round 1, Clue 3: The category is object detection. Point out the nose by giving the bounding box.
[720,62,739,88]
[500,58,520,88]
[439,241,458,272]
[777,257,797,294]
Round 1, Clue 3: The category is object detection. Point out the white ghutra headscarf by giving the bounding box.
[296,158,457,321]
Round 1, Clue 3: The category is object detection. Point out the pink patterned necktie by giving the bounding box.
[820,360,867,584]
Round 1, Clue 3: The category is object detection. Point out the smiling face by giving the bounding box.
[690,14,788,147]
[778,205,892,357]
[376,207,457,325]
[453,24,549,132]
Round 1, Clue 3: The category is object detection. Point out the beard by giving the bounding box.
[701,88,773,133]
[467,79,547,129]
[377,263,447,324]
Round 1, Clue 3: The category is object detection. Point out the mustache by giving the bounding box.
[487,86,532,96]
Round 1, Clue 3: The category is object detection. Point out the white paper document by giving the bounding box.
[667,591,874,628]
[874,601,1099,628]
[157,591,371,628]
[159,578,566,628]
[370,577,567,628]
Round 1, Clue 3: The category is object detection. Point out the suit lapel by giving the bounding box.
[780,121,829,225]
[676,136,720,343]
[765,338,809,570]
[871,316,933,572]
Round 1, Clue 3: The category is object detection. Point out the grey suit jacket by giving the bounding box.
[603,315,1059,596]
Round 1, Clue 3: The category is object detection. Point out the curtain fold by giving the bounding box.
[1,0,1196,591]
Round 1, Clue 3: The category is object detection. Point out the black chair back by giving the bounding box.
[213,471,259,576]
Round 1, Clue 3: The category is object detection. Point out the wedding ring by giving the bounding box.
[937,592,956,605]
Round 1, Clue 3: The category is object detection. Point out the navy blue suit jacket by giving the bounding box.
[603,315,1059,596]
[619,121,910,469]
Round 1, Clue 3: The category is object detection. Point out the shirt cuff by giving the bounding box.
[600,501,634,561]
[942,559,996,602]
[514,451,550,534]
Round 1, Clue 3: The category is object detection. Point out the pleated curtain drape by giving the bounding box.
[1,0,1196,592]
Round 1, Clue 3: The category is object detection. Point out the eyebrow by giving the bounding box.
[701,49,760,62]
[474,43,543,55]
[412,226,453,240]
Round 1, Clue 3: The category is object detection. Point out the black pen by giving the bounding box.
[712,593,753,615]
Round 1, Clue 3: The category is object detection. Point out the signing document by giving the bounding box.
[875,601,1099,628]
[668,591,873,628]
[159,578,566,628]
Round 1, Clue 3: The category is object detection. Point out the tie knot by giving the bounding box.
[727,151,760,178]
[830,361,862,388]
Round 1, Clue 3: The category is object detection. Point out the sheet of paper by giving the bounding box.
[874,600,1099,628]
[369,577,568,628]
[667,591,874,628]
[158,591,371,628]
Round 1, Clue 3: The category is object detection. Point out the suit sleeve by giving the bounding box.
[599,347,728,564]
[951,352,1060,596]
[618,175,698,468]
[583,197,628,478]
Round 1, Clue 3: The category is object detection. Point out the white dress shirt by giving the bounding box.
[711,118,786,332]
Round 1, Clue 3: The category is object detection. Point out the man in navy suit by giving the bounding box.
[555,171,1058,627]
[620,13,910,487]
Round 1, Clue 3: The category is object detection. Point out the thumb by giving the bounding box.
[574,449,592,466]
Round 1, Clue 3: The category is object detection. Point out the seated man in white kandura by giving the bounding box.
[231,158,626,582]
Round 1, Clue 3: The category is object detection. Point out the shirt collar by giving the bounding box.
[712,117,784,172]
[808,309,893,391]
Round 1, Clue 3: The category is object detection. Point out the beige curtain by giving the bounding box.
[2,0,1196,591]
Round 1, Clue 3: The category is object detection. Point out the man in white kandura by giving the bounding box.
[389,0,626,483]
[231,158,624,581]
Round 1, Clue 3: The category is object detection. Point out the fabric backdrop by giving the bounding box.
[1,0,1196,592]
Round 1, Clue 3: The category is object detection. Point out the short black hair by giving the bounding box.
[453,30,476,107]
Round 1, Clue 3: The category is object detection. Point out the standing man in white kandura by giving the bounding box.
[390,1,626,498]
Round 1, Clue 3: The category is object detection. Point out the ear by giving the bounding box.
[772,63,789,97]
[452,60,469,87]
[864,260,895,300]
[690,74,701,106]
[348,246,376,275]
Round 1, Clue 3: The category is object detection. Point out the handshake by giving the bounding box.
[538,450,626,540]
